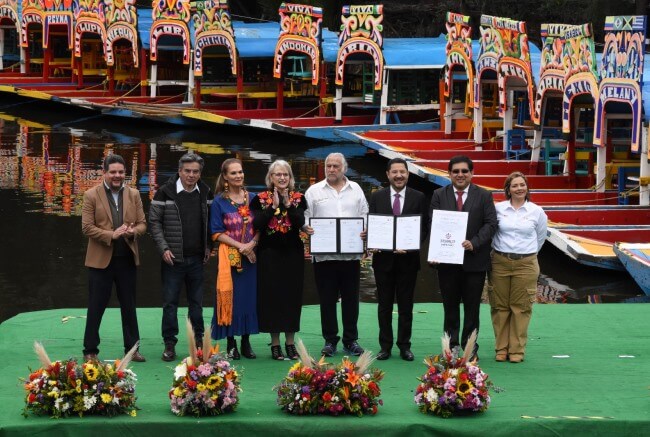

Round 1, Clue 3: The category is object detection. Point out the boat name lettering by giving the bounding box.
[285,4,314,15]
[196,34,229,49]
[539,74,563,92]
[279,40,315,57]
[448,51,467,66]
[500,63,526,79]
[564,26,585,39]
[78,21,103,34]
[107,25,134,40]
[477,56,497,72]
[0,6,15,18]
[564,79,592,97]
[447,12,467,24]
[543,23,570,37]
[152,23,185,39]
[600,85,637,104]
[349,5,375,14]
[24,13,42,24]
[47,15,70,25]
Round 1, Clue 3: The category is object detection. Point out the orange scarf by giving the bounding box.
[213,233,233,326]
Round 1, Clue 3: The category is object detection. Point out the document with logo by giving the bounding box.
[427,210,468,264]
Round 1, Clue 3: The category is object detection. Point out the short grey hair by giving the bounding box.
[265,159,295,190]
[325,152,348,173]
[178,152,204,171]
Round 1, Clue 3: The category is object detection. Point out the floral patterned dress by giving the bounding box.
[251,191,307,333]
[210,194,259,340]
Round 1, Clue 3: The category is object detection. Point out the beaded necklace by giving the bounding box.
[226,189,251,224]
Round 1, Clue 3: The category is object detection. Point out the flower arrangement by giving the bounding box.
[414,331,493,418]
[275,340,383,416]
[22,342,138,418]
[169,320,241,417]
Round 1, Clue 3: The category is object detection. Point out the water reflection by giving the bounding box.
[0,115,645,323]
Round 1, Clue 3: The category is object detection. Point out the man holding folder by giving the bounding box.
[369,158,428,361]
[429,155,497,362]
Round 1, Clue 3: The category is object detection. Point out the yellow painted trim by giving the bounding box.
[182,110,231,124]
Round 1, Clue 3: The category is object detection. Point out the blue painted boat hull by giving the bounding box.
[613,243,650,296]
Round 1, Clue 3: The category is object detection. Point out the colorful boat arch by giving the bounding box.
[73,0,106,59]
[561,23,599,135]
[532,23,570,126]
[192,0,237,77]
[594,15,646,151]
[104,0,138,67]
[0,0,21,35]
[150,0,191,64]
[335,4,384,91]
[444,12,474,104]
[20,0,44,47]
[273,2,322,86]
[43,0,74,49]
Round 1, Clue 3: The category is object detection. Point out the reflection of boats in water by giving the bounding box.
[613,243,650,296]
[536,273,642,304]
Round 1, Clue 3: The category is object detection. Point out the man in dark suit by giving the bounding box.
[370,158,428,361]
[429,155,497,361]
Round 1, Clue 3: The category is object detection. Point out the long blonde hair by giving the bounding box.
[215,158,243,197]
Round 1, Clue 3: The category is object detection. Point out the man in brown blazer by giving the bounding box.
[81,154,147,362]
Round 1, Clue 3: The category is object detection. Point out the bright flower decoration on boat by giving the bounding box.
[169,323,241,416]
[22,342,138,418]
[414,332,494,418]
[275,341,383,416]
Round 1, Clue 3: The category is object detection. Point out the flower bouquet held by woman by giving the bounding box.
[22,342,139,418]
[275,340,384,416]
[169,319,241,417]
[414,331,493,418]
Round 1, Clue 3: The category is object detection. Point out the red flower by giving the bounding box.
[322,392,332,402]
[238,205,250,217]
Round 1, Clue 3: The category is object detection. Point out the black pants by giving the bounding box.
[313,260,360,346]
[436,265,486,353]
[374,268,417,352]
[83,255,140,355]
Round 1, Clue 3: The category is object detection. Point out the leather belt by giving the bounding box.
[493,250,536,260]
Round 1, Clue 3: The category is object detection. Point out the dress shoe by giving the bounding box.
[285,343,299,360]
[495,352,508,362]
[509,355,524,363]
[343,341,364,356]
[376,350,391,360]
[321,342,336,357]
[131,351,146,362]
[162,343,176,362]
[400,349,414,361]
[226,337,241,360]
[240,336,256,359]
[83,353,98,362]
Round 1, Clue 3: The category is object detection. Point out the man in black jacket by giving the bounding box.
[369,158,428,361]
[429,155,497,362]
[149,153,214,361]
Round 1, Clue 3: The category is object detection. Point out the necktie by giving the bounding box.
[456,191,464,211]
[392,192,401,216]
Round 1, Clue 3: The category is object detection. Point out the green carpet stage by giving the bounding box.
[1,303,648,436]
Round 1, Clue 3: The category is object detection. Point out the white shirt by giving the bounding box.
[176,178,199,193]
[390,186,405,214]
[304,177,369,262]
[492,200,548,254]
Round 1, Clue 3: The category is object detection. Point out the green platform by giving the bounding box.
[1,303,648,436]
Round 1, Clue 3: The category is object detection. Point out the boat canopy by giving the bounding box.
[137,8,152,51]
[643,62,650,123]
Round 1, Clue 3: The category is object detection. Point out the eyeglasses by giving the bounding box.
[451,169,470,174]
[273,172,289,178]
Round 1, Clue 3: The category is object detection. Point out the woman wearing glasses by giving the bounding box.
[489,171,547,363]
[251,160,307,360]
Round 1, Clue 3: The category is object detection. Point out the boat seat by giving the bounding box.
[506,129,529,160]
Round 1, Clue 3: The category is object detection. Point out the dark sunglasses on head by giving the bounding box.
[451,169,470,174]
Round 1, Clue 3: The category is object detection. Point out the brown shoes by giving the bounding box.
[131,351,146,362]
[162,343,176,362]
[495,352,508,362]
[509,355,524,363]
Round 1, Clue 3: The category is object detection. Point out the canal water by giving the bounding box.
[0,112,645,323]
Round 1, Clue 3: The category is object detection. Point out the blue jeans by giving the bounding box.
[161,255,205,345]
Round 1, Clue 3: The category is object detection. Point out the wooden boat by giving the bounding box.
[613,243,650,295]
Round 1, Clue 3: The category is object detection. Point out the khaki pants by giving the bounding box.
[488,252,539,358]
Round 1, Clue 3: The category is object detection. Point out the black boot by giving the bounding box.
[241,335,256,359]
[226,336,240,360]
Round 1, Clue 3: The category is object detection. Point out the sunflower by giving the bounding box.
[101,393,113,404]
[457,380,474,397]
[206,375,222,390]
[83,364,99,382]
